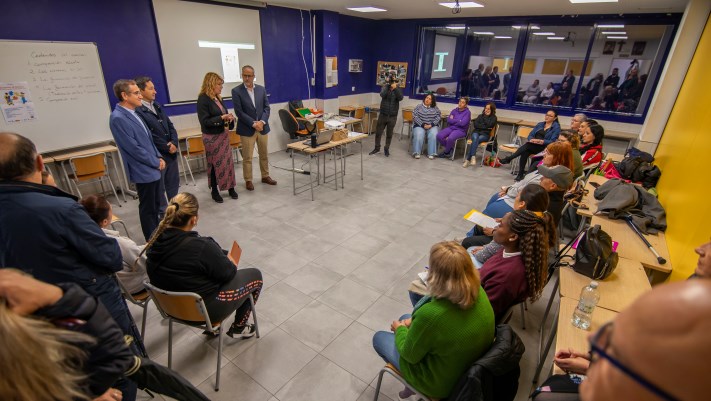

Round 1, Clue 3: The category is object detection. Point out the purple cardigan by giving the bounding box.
[446,107,471,133]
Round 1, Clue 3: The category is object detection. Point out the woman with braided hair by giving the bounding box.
[142,193,263,338]
[479,209,549,321]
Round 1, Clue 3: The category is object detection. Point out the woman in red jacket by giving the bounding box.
[579,120,604,167]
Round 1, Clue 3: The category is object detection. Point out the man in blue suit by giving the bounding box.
[232,65,276,191]
[109,79,165,241]
[134,76,179,213]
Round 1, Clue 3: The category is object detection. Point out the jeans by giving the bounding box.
[412,126,439,155]
[482,192,514,219]
[466,133,491,159]
[372,313,411,370]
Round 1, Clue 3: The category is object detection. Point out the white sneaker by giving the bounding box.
[428,155,434,160]
[471,156,476,166]
[462,159,470,168]
[414,153,420,159]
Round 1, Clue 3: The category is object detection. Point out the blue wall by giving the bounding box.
[370,20,419,96]
[337,15,375,96]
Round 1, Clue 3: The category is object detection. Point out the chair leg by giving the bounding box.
[168,318,173,369]
[183,155,196,186]
[249,292,260,338]
[140,302,148,340]
[107,176,123,208]
[215,326,223,391]
[373,368,387,401]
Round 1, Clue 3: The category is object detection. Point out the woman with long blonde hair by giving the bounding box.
[141,193,263,338]
[372,241,495,400]
[197,72,238,203]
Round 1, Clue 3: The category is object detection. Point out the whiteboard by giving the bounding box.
[0,40,112,153]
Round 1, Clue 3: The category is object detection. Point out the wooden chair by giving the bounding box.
[399,109,413,140]
[229,132,241,165]
[496,126,532,174]
[352,107,365,133]
[450,120,474,161]
[181,135,206,186]
[68,152,123,205]
[143,282,260,391]
[116,277,150,340]
[463,124,500,166]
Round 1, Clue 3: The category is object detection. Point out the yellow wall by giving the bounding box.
[654,14,711,281]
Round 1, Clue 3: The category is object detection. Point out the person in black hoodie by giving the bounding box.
[142,192,262,338]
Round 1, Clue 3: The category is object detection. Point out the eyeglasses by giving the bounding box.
[242,74,254,78]
[129,90,141,96]
[589,322,679,401]
[545,114,555,118]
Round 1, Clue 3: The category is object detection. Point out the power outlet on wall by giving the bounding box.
[352,86,355,92]
[310,77,315,86]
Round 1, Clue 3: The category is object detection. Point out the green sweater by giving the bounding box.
[395,287,496,398]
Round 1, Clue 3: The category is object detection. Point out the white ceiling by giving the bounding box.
[267,0,688,20]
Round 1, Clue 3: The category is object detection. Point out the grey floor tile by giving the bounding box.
[257,281,313,326]
[357,296,412,332]
[283,233,338,262]
[370,242,425,273]
[275,355,367,401]
[341,231,390,257]
[196,362,272,401]
[281,300,352,352]
[233,328,317,394]
[257,248,311,280]
[311,221,362,245]
[258,222,312,248]
[349,258,409,293]
[318,278,382,320]
[282,263,344,298]
[322,321,388,383]
[238,235,282,266]
[314,245,369,276]
[203,317,278,361]
[356,385,395,401]
[153,331,229,387]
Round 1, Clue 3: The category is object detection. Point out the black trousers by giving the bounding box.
[462,234,493,249]
[158,156,180,213]
[507,142,545,178]
[203,268,263,327]
[374,114,397,150]
[135,180,161,241]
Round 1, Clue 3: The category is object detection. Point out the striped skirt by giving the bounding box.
[202,129,236,190]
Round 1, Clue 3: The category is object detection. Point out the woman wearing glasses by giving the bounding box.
[500,110,561,181]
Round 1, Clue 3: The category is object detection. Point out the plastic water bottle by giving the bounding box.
[571,281,600,330]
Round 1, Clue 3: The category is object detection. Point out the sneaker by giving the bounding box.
[437,152,450,158]
[428,155,434,160]
[462,159,470,168]
[470,156,476,166]
[226,323,256,339]
[369,148,380,155]
[384,148,390,157]
[414,153,420,159]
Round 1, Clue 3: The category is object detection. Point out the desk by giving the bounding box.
[50,144,129,203]
[606,152,625,163]
[591,216,672,275]
[577,174,608,218]
[287,133,367,200]
[178,127,202,140]
[517,120,538,128]
[552,297,618,375]
[559,257,651,313]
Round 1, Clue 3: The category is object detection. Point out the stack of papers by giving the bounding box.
[325,120,345,129]
[463,209,498,229]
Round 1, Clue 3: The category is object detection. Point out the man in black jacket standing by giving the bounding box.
[370,75,404,157]
[134,76,179,212]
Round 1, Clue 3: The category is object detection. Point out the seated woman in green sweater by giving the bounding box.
[372,241,496,399]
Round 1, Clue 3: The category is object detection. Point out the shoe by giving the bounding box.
[462,159,470,168]
[211,191,224,203]
[369,148,380,155]
[499,157,511,165]
[201,330,219,337]
[384,148,390,157]
[246,181,255,191]
[414,153,420,159]
[226,323,256,339]
[398,387,416,399]
[514,175,525,182]
[437,152,451,158]
[228,188,238,199]
[428,155,434,160]
[470,156,476,165]
[261,176,277,185]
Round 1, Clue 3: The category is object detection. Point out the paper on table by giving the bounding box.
[418,271,428,286]
[463,209,498,229]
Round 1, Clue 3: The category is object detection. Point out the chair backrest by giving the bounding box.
[402,109,413,122]
[229,132,241,148]
[143,282,214,327]
[186,136,205,155]
[70,153,106,180]
[517,126,533,140]
[316,120,325,131]
[288,99,304,119]
[115,275,149,305]
[279,108,299,136]
[354,107,365,119]
[436,87,447,95]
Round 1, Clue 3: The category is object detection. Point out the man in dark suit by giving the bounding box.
[231,65,276,191]
[134,76,179,213]
[109,79,165,240]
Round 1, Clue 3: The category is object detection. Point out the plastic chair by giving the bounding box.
[116,277,150,340]
[229,132,241,165]
[68,152,123,205]
[143,282,260,391]
[399,109,413,140]
[181,135,206,186]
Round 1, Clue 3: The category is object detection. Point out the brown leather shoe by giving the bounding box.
[245,181,254,191]
[261,176,277,185]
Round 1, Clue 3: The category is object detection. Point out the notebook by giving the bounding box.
[228,241,242,267]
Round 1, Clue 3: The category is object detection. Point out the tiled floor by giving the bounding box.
[120,133,560,401]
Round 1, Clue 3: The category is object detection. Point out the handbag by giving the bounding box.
[574,224,619,280]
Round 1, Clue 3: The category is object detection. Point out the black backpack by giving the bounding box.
[614,156,662,189]
[574,225,619,280]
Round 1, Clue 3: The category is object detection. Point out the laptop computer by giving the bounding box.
[303,129,334,147]
[227,241,242,267]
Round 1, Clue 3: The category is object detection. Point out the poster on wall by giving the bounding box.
[326,56,338,88]
[376,61,408,88]
[1,81,37,124]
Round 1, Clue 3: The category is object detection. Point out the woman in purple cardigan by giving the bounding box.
[436,97,471,158]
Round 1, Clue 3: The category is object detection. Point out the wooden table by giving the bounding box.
[49,144,129,202]
[606,152,625,163]
[517,120,538,128]
[287,133,368,200]
[559,257,651,313]
[552,297,618,374]
[577,174,608,218]
[591,216,672,275]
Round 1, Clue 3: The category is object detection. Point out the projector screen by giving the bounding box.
[152,0,265,103]
[430,34,457,80]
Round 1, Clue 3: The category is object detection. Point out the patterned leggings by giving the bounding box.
[204,268,262,327]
